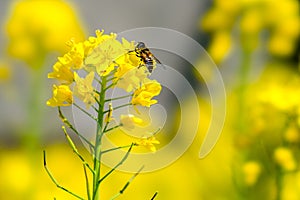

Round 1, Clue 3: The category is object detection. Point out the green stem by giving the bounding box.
[101,144,135,154]
[95,143,133,194]
[103,103,132,114]
[62,126,94,174]
[110,165,144,200]
[92,76,107,200]
[58,107,94,149]
[23,61,45,151]
[104,82,117,91]
[83,164,91,200]
[74,103,97,121]
[275,168,283,200]
[104,125,121,133]
[236,51,251,133]
[104,94,133,102]
[43,151,84,200]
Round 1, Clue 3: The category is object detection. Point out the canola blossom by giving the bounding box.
[47,30,161,109]
[45,30,162,200]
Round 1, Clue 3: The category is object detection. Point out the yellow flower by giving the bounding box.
[5,0,85,67]
[47,85,73,107]
[268,35,295,57]
[208,31,232,64]
[84,35,126,76]
[131,79,162,107]
[48,40,85,82]
[274,147,297,171]
[121,37,135,51]
[114,54,148,92]
[120,114,144,130]
[60,41,85,70]
[284,125,299,143]
[135,136,160,152]
[47,61,74,84]
[73,72,97,108]
[242,161,261,186]
[82,29,105,56]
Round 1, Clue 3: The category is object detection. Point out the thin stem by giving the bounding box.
[106,76,117,82]
[151,192,158,200]
[94,95,101,105]
[74,103,97,121]
[104,82,117,91]
[93,143,134,196]
[110,165,144,200]
[62,126,95,174]
[58,107,94,149]
[102,121,111,133]
[43,151,85,200]
[102,103,113,133]
[92,105,99,113]
[83,164,91,200]
[104,125,121,133]
[275,168,283,200]
[105,94,133,102]
[103,103,132,114]
[94,77,102,86]
[101,144,135,154]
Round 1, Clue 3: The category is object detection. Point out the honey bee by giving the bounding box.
[131,42,162,73]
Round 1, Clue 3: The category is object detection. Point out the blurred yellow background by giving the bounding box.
[0,0,299,199]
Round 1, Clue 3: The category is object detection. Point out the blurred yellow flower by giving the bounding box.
[242,161,261,186]
[284,125,299,143]
[73,71,97,108]
[298,107,300,127]
[258,78,300,112]
[201,0,300,62]
[268,35,295,57]
[208,31,232,64]
[0,62,11,81]
[274,147,297,171]
[120,114,144,130]
[5,0,85,67]
[131,79,162,107]
[135,136,160,152]
[46,84,73,107]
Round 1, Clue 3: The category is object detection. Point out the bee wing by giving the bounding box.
[152,55,162,64]
[152,55,167,70]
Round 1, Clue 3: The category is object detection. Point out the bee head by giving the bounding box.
[136,42,146,49]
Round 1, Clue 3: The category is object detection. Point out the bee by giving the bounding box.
[131,42,162,73]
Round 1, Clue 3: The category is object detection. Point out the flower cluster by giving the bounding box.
[231,65,300,198]
[47,29,161,111]
[200,0,300,62]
